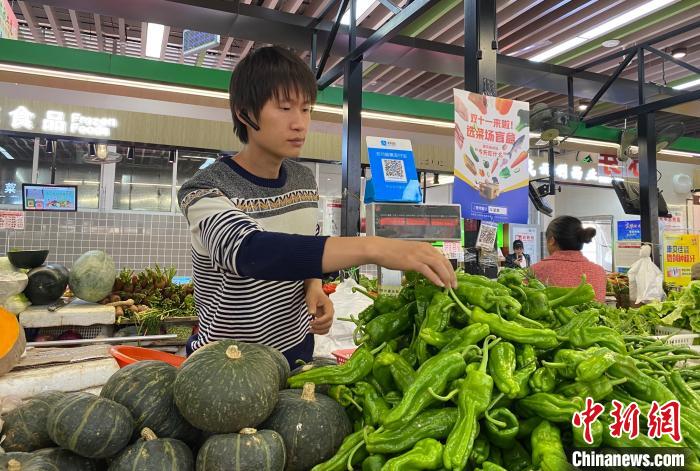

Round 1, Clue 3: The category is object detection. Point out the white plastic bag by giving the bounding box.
[628,245,665,305]
[313,278,373,359]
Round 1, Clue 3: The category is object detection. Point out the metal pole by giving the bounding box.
[637,48,645,105]
[340,0,362,237]
[464,0,497,95]
[638,112,660,267]
[567,75,575,115]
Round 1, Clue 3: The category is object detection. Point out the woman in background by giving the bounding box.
[505,239,531,268]
[532,216,607,302]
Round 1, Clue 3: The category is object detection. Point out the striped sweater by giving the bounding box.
[178,157,327,353]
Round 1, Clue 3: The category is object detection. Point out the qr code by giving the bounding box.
[381,158,407,183]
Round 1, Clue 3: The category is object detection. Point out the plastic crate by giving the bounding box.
[37,324,114,340]
[332,348,357,365]
[652,325,699,346]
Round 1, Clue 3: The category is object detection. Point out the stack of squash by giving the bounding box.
[0,339,351,471]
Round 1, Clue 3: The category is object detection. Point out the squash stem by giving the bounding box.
[141,427,157,441]
[301,382,316,402]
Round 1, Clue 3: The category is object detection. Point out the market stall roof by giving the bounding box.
[9,0,700,136]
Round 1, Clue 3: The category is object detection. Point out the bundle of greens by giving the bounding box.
[660,281,700,331]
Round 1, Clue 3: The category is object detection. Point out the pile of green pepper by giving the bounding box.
[296,268,700,471]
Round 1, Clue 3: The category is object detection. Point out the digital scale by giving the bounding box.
[365,203,462,295]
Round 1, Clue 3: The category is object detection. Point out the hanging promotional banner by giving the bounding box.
[364,137,422,204]
[452,90,529,223]
[663,233,699,287]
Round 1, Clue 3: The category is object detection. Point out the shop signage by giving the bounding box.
[364,137,421,203]
[616,220,642,272]
[663,233,699,287]
[453,90,529,223]
[0,0,18,40]
[617,220,641,241]
[4,106,118,137]
[509,224,540,264]
[529,153,638,186]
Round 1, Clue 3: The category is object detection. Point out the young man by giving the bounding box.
[178,46,455,366]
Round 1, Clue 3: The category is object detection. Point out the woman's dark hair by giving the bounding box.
[229,46,318,143]
[545,216,596,251]
[513,240,524,250]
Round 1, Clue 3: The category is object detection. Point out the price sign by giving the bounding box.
[476,222,498,250]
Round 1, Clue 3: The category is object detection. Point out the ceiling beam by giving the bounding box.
[44,5,65,46]
[140,21,147,58]
[18,1,43,43]
[216,36,234,68]
[118,17,126,54]
[68,9,84,48]
[93,13,104,52]
[281,0,305,13]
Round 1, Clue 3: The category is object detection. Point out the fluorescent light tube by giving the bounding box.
[0,146,14,159]
[145,23,166,58]
[673,78,700,90]
[530,0,675,62]
[341,0,374,25]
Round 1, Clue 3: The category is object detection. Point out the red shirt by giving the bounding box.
[531,250,608,302]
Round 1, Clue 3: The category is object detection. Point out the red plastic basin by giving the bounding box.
[110,345,186,368]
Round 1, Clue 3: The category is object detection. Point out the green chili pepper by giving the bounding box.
[310,426,374,471]
[567,325,627,354]
[449,296,559,349]
[399,347,418,368]
[455,282,498,310]
[516,416,543,439]
[529,367,558,393]
[383,390,402,406]
[497,268,525,287]
[361,455,386,471]
[371,352,396,396]
[328,385,363,411]
[543,348,594,379]
[556,376,627,402]
[443,336,498,470]
[358,302,415,347]
[441,323,491,353]
[516,286,551,320]
[288,344,379,388]
[365,408,457,454]
[502,441,532,471]
[668,370,700,413]
[358,305,379,323]
[607,353,676,404]
[489,341,520,398]
[353,381,390,428]
[479,462,507,471]
[470,145,480,163]
[518,393,584,423]
[416,293,454,364]
[531,420,571,471]
[415,281,442,328]
[420,327,460,349]
[575,347,617,382]
[470,435,491,466]
[382,438,444,471]
[544,278,596,307]
[485,407,519,448]
[382,347,467,430]
[375,351,416,393]
[456,273,510,297]
[488,446,503,466]
[516,344,537,369]
[555,309,599,337]
[353,286,404,314]
[572,419,603,448]
[553,307,576,325]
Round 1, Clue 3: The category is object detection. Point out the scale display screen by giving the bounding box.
[366,203,462,241]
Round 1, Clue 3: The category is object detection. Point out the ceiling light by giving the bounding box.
[578,100,590,111]
[145,23,166,58]
[602,39,621,48]
[530,0,674,62]
[673,78,700,90]
[341,0,374,25]
[672,47,687,59]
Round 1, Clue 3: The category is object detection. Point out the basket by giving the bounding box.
[332,348,357,365]
[652,325,699,346]
[36,324,114,340]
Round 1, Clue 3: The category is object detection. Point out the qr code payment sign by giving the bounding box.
[382,159,407,183]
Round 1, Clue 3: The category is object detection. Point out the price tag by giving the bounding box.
[0,211,24,230]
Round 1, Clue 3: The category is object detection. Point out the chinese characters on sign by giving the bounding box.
[0,211,24,230]
[530,153,640,186]
[573,397,682,445]
[364,137,422,204]
[4,106,118,137]
[663,233,700,287]
[453,90,529,224]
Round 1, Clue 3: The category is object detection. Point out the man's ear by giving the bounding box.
[236,109,260,131]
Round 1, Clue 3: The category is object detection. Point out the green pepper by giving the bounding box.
[516,416,543,439]
[518,393,583,423]
[310,426,374,471]
[488,446,503,466]
[545,281,596,307]
[382,347,467,430]
[399,347,418,368]
[529,367,558,393]
[353,286,404,314]
[470,435,490,466]
[358,302,415,347]
[382,438,443,471]
[365,408,457,454]
[575,347,617,382]
[415,292,454,364]
[567,325,627,354]
[497,268,525,288]
[358,305,379,323]
[489,341,520,398]
[668,370,700,413]
[543,348,594,379]
[383,390,402,406]
[375,351,416,393]
[479,462,507,471]
[328,385,363,411]
[371,351,396,395]
[449,299,559,349]
[399,286,416,303]
[443,336,497,470]
[441,323,491,353]
[607,353,676,404]
[419,327,459,349]
[516,285,552,320]
[485,407,519,448]
[516,344,537,369]
[502,441,532,471]
[415,281,442,328]
[555,309,599,337]
[553,307,576,326]
[572,419,603,448]
[353,381,390,428]
[513,345,537,399]
[531,420,571,471]
[288,344,377,388]
[556,376,627,401]
[456,273,510,297]
[361,455,386,471]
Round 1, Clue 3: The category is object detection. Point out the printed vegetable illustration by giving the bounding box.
[469,93,488,114]
[511,151,529,169]
[495,98,513,115]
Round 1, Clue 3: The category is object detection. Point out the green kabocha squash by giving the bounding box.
[46,392,134,459]
[261,345,291,390]
[100,360,199,444]
[2,455,59,471]
[0,392,65,452]
[32,448,98,471]
[0,454,32,470]
[107,427,194,471]
[261,383,351,471]
[196,428,286,471]
[68,250,116,303]
[174,341,280,433]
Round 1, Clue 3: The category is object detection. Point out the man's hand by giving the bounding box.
[369,238,457,289]
[305,279,334,335]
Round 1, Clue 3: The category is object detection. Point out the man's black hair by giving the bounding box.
[229,46,318,143]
